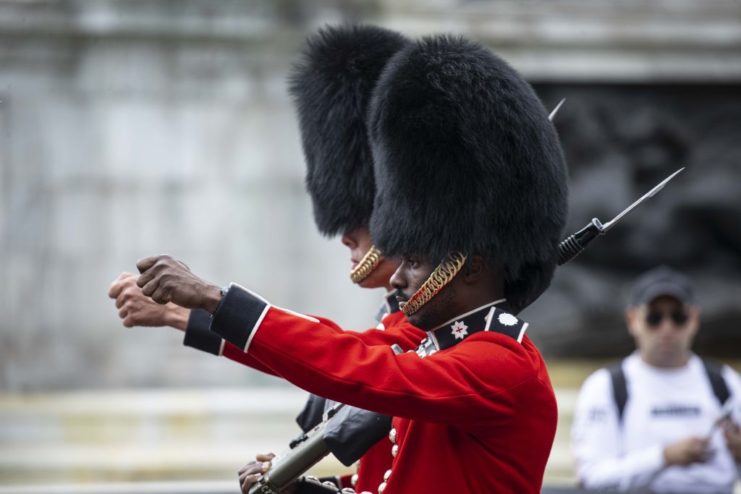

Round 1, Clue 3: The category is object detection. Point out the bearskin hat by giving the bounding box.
[368,35,568,312]
[288,25,409,236]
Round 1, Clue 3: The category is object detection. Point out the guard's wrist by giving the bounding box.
[166,305,190,331]
[203,284,226,314]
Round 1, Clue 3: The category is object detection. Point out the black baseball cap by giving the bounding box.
[629,266,695,307]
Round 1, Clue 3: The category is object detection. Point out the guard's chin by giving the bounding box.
[405,289,456,331]
[405,310,431,331]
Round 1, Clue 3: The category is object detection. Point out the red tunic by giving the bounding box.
[211,285,557,493]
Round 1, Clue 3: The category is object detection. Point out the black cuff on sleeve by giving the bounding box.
[210,283,269,351]
[296,394,327,433]
[323,405,392,466]
[182,309,222,356]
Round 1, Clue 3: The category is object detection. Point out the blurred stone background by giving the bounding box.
[0,0,740,489]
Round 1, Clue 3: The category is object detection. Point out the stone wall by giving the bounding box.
[1,0,740,389]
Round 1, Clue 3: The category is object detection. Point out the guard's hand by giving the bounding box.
[238,453,275,494]
[135,255,222,313]
[721,419,741,463]
[108,272,190,330]
[663,436,710,466]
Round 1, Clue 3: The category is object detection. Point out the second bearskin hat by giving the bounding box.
[289,25,409,236]
[368,35,568,312]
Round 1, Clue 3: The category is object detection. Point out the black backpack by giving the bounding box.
[608,358,730,424]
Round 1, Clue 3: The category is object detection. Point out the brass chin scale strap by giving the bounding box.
[400,252,467,317]
[350,245,383,284]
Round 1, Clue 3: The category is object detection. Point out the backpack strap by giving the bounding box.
[701,358,731,406]
[608,360,628,425]
[609,357,730,424]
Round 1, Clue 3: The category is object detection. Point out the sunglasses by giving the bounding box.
[645,309,689,327]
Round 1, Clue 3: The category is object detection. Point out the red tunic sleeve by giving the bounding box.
[211,285,543,429]
[223,312,422,376]
[190,304,423,378]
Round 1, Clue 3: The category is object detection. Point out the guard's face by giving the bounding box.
[391,256,458,330]
[340,227,399,290]
[626,295,700,367]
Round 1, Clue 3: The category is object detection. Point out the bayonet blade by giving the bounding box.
[601,167,685,231]
[548,98,565,121]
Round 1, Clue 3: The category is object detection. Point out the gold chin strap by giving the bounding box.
[400,252,467,317]
[350,245,383,284]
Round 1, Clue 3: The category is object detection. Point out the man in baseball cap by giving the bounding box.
[572,266,741,493]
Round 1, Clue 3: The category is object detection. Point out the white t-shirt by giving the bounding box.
[571,353,741,493]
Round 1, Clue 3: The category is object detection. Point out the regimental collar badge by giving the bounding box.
[413,299,529,358]
[451,320,468,340]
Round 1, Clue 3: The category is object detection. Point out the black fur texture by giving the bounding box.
[368,35,568,311]
[289,25,409,236]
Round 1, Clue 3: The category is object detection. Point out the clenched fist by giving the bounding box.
[108,272,190,330]
[136,255,223,313]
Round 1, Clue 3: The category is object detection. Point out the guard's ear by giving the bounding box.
[462,255,486,284]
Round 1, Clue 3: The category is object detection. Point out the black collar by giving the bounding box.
[414,299,528,358]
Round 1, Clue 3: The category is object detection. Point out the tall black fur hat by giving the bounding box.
[368,35,568,312]
[289,25,409,236]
